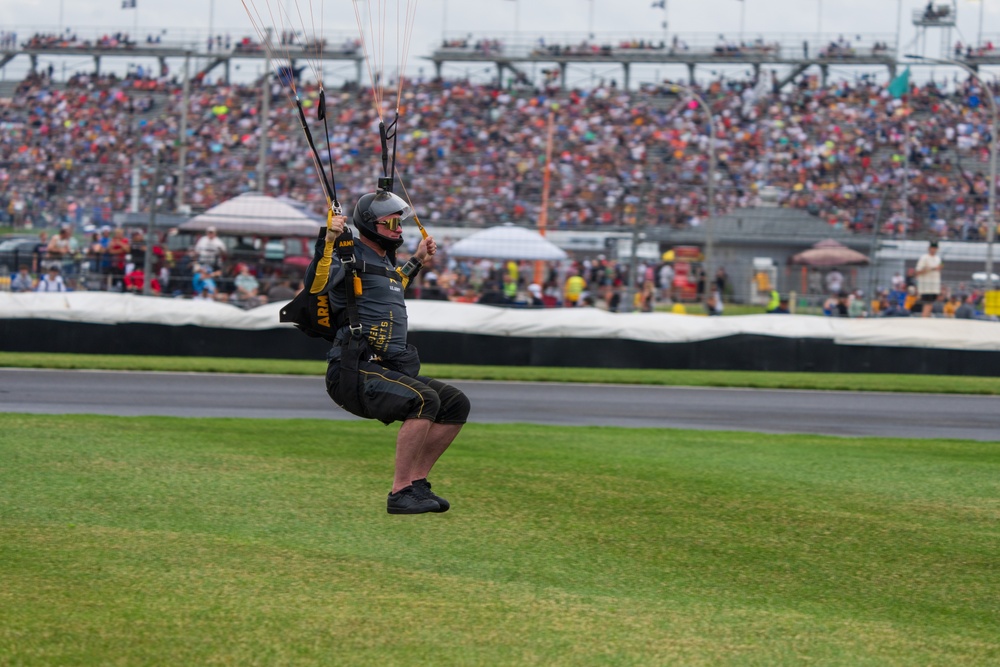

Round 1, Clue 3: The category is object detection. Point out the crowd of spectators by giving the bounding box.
[6,66,1000,242]
[21,32,137,50]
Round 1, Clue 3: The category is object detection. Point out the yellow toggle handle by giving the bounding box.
[309,206,338,295]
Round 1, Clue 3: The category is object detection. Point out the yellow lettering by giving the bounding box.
[317,307,328,317]
[318,317,330,327]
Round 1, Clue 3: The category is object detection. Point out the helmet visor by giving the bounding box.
[368,191,412,222]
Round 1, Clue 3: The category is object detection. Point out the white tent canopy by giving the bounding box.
[447,224,568,261]
[179,192,323,237]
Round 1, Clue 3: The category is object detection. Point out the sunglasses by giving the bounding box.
[380,217,403,231]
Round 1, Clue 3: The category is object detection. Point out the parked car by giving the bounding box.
[0,237,41,273]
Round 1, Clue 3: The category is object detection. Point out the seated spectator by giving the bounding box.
[265,275,299,302]
[771,297,791,314]
[420,274,450,301]
[191,265,220,300]
[526,282,545,307]
[123,268,161,295]
[11,265,35,292]
[36,265,67,292]
[231,263,264,308]
[954,294,976,319]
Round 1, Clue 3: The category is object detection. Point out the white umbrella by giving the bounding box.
[179,192,323,237]
[447,224,567,261]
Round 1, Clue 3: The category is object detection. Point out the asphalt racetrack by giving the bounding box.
[2,368,997,441]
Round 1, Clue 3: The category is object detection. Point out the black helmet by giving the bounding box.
[352,190,411,260]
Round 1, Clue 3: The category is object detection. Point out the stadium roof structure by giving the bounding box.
[179,192,323,237]
[645,208,866,250]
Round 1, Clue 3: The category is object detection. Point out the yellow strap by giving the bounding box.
[308,208,337,295]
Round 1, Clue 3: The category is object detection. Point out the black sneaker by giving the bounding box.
[412,478,450,513]
[387,485,440,515]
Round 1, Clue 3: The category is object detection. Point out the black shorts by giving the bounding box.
[326,358,470,426]
[919,293,939,304]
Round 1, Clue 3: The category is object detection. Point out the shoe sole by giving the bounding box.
[387,502,441,515]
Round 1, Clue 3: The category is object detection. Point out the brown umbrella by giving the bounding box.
[790,239,870,267]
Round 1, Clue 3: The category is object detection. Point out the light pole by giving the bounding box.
[906,54,996,291]
[670,83,717,305]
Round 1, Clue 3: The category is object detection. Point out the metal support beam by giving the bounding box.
[776,63,810,89]
[197,56,226,81]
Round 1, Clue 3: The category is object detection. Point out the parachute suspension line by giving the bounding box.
[319,89,338,207]
[396,0,418,109]
[351,0,422,240]
[240,0,339,213]
[289,0,323,85]
[353,0,384,121]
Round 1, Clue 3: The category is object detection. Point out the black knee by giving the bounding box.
[436,386,470,424]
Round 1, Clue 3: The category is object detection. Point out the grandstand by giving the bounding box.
[1,19,999,309]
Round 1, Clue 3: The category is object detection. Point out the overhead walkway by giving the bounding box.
[427,32,899,89]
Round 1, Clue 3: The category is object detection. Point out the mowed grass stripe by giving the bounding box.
[3,351,1000,394]
[0,415,997,666]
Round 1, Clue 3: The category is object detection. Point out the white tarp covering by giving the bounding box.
[179,193,323,237]
[2,292,999,352]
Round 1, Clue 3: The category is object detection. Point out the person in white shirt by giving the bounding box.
[36,265,66,292]
[915,240,943,318]
[192,226,227,270]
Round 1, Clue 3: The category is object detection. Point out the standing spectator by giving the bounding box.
[714,267,728,296]
[634,280,656,312]
[193,226,227,270]
[915,240,943,318]
[825,269,844,295]
[45,225,77,271]
[36,265,66,292]
[107,228,131,287]
[32,231,49,274]
[129,230,147,273]
[11,265,35,292]
[658,262,675,302]
[564,272,587,307]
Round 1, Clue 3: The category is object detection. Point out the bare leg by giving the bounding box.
[922,302,932,318]
[392,418,431,493]
[411,423,463,482]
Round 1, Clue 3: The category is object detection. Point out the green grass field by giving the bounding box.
[1,414,997,666]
